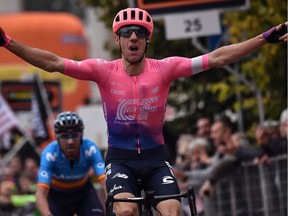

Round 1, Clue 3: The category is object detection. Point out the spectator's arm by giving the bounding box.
[199,158,240,197]
[0,194,11,205]
[184,166,212,181]
[235,145,265,161]
[207,158,240,185]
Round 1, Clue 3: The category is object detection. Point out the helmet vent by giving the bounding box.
[139,11,143,20]
[123,11,127,20]
[146,16,151,23]
[54,111,84,134]
[131,10,135,20]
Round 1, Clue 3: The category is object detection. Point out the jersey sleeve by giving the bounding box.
[159,54,209,82]
[64,58,111,85]
[37,144,56,188]
[85,140,106,177]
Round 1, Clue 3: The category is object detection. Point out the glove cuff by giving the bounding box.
[0,28,11,47]
[3,35,11,47]
[262,26,276,42]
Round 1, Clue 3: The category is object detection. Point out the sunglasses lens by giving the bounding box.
[119,29,133,37]
[118,26,149,37]
[135,28,148,37]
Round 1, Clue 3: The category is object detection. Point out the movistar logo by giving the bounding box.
[85,146,96,157]
[46,152,57,161]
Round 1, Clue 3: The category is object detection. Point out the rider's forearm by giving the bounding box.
[35,188,53,216]
[208,34,267,68]
[36,198,53,216]
[5,39,65,73]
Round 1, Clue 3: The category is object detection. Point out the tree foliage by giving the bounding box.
[83,0,287,136]
[220,0,287,128]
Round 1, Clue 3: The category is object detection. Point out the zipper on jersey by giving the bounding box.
[136,129,140,154]
[134,77,141,154]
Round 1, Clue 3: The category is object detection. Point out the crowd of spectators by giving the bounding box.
[0,156,39,215]
[173,108,287,216]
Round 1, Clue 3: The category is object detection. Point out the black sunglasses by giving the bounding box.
[117,26,149,38]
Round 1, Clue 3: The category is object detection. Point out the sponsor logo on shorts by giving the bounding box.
[105,163,111,175]
[110,184,124,193]
[112,173,128,179]
[162,176,174,184]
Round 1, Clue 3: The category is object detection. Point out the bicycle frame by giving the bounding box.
[105,186,197,216]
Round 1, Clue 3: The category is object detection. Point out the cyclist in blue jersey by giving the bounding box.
[35,111,106,216]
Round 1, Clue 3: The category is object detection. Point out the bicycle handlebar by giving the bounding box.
[105,186,197,216]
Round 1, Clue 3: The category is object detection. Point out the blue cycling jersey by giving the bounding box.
[37,138,105,192]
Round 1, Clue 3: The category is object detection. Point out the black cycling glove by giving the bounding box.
[0,27,11,47]
[262,23,287,43]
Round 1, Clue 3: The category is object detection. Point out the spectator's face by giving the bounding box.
[1,167,13,181]
[210,122,226,147]
[191,146,206,161]
[19,176,32,193]
[197,119,211,137]
[9,157,22,176]
[255,126,268,145]
[24,158,38,173]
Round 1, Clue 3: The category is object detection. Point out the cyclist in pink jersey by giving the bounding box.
[0,8,287,216]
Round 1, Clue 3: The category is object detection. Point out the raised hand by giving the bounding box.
[262,22,288,43]
[0,27,11,47]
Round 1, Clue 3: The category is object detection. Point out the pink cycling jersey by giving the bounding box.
[64,55,209,151]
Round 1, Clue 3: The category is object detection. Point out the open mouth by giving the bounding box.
[129,45,139,52]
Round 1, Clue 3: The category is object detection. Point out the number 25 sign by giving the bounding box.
[164,10,221,40]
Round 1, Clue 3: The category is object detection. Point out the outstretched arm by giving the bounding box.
[208,22,287,68]
[0,27,64,73]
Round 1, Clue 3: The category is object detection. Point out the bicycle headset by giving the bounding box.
[54,111,84,134]
[112,8,154,40]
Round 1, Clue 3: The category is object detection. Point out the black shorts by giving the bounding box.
[105,146,180,204]
[48,180,104,216]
